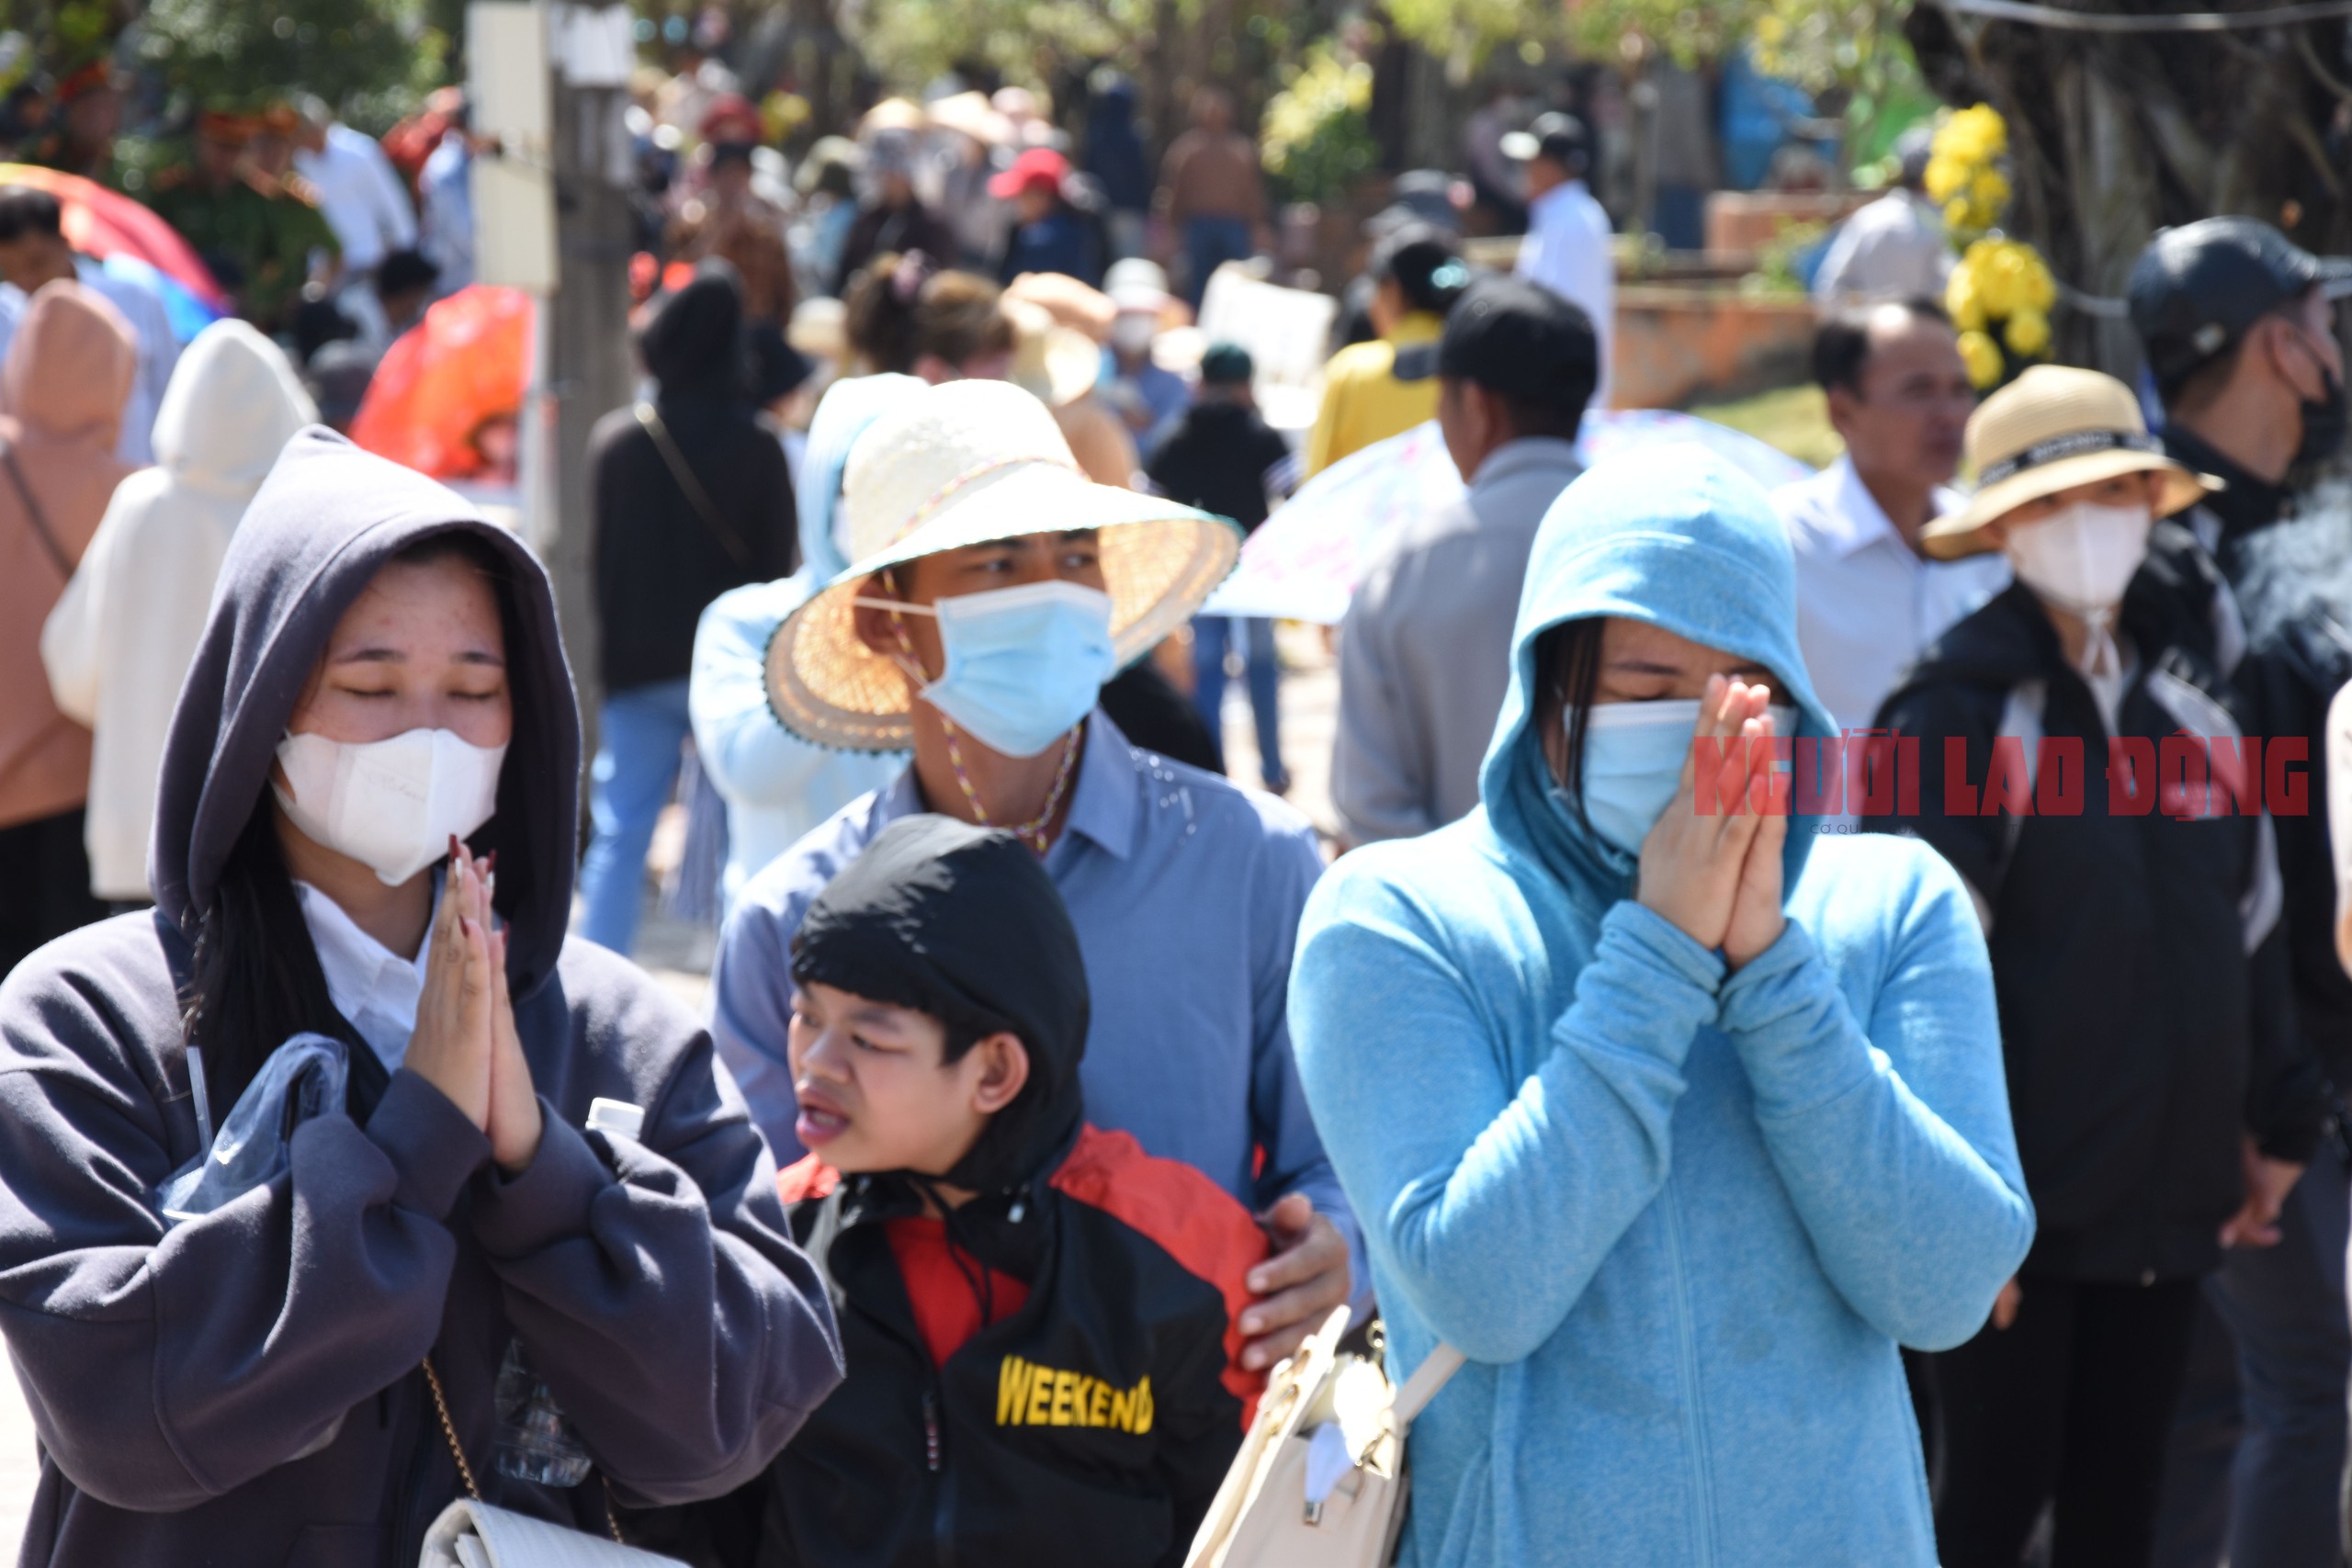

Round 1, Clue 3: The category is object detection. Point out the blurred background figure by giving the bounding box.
[1150,343,1296,793]
[0,186,177,465]
[415,96,477,296]
[669,140,796,330]
[1157,88,1264,309]
[994,147,1106,288]
[1085,72,1153,261]
[577,265,796,955]
[291,94,416,290]
[0,283,135,972]
[1306,223,1468,474]
[40,321,315,909]
[1101,258,1191,458]
[1812,128,1951,305]
[833,127,954,298]
[1506,111,1614,407]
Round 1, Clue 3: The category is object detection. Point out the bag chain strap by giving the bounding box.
[420,1355,627,1546]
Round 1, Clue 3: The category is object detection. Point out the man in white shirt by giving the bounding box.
[1812,129,1951,305]
[1775,297,2004,737]
[291,96,418,278]
[0,186,179,466]
[1506,112,1614,406]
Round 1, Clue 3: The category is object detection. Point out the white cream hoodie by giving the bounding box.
[40,320,315,897]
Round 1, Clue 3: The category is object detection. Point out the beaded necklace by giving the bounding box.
[943,716,1080,855]
[891,602,1080,855]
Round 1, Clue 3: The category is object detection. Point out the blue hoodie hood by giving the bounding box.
[795,373,925,581]
[1479,446,1837,905]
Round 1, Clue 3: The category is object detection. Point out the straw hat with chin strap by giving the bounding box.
[1920,364,2221,560]
[764,378,1240,751]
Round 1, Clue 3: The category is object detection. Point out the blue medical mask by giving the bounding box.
[872,580,1118,757]
[1557,697,1796,857]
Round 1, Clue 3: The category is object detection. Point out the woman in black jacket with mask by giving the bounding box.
[1873,367,2325,1566]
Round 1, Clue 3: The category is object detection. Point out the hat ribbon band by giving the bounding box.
[1977,429,2160,489]
[888,454,1088,546]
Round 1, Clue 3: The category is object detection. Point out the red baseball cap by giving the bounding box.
[989,146,1069,199]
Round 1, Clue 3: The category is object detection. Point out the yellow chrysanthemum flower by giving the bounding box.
[2005,309,2051,358]
[1947,267,1987,333]
[1958,329,2006,389]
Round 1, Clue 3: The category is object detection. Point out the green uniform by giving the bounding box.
[141,157,339,330]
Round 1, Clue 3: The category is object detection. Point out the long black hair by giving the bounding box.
[178,533,521,1115]
[1534,616,1606,830]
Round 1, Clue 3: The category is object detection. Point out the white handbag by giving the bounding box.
[1184,1308,1464,1568]
[415,1359,685,1568]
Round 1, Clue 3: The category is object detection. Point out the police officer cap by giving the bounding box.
[1438,275,1598,408]
[1501,112,1589,174]
[2129,216,2352,385]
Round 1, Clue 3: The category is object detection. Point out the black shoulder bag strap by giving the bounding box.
[633,400,752,570]
[2,437,73,581]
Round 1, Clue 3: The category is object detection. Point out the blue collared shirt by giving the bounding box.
[711,709,1360,1273]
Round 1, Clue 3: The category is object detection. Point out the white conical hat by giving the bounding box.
[765,378,1240,751]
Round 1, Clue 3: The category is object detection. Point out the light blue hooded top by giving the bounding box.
[690,375,917,911]
[1289,449,2033,1566]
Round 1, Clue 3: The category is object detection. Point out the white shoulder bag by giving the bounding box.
[414,1357,686,1568]
[1184,1308,1464,1568]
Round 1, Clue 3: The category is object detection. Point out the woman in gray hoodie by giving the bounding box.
[0,427,843,1565]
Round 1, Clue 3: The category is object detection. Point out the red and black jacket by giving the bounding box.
[754,1125,1265,1568]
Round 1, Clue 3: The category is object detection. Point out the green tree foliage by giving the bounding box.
[1260,42,1378,203]
[1382,0,1925,163]
[136,0,448,129]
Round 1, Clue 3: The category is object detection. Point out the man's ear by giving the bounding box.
[851,570,904,660]
[969,1032,1032,1116]
[1823,383,1861,444]
[2254,314,2317,401]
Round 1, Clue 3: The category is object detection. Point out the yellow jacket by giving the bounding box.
[1306,311,1446,476]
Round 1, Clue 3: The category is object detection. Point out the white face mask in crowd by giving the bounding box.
[2002,501,2153,678]
[1566,697,1798,857]
[1109,314,1158,357]
[272,728,508,886]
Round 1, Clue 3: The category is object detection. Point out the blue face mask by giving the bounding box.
[1557,697,1796,857]
[876,580,1118,757]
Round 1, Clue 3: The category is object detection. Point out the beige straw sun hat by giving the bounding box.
[1921,364,2220,560]
[764,378,1241,751]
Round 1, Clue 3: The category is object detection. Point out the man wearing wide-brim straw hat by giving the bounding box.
[712,378,1363,1371]
[1873,362,2327,1564]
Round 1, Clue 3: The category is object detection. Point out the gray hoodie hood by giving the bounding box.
[152,426,580,997]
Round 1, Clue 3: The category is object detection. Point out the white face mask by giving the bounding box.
[272,728,508,886]
[2004,501,2152,680]
[2003,502,2152,617]
[1110,314,1157,356]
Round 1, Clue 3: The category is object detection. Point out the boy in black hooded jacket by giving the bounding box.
[752,813,1267,1568]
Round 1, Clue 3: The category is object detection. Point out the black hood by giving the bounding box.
[639,265,749,400]
[151,425,581,999]
[791,815,1087,1194]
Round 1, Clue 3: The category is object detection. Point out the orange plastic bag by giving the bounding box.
[351,286,533,480]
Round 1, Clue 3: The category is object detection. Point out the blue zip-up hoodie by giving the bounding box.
[1290,449,2033,1566]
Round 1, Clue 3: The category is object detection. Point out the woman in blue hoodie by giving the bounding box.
[1290,449,2034,1565]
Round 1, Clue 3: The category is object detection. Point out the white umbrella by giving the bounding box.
[1198,411,1815,623]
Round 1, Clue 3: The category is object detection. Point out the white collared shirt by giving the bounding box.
[293,879,435,1070]
[293,122,419,274]
[1776,456,2011,735]
[1515,179,1615,403]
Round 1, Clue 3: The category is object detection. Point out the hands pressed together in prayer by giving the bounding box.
[404,840,542,1175]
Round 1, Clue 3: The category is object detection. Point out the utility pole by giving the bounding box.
[544,3,638,764]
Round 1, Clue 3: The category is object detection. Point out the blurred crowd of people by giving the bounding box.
[9,28,2352,1568]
